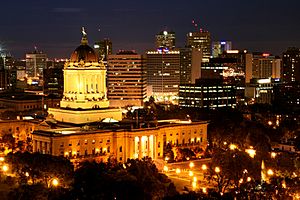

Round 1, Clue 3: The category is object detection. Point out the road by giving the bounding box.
[162,159,214,193]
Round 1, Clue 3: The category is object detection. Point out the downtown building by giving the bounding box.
[94,38,112,61]
[186,31,211,62]
[245,52,281,104]
[179,55,237,109]
[26,49,47,78]
[155,31,176,50]
[212,41,232,58]
[107,51,147,108]
[146,49,180,101]
[273,47,300,111]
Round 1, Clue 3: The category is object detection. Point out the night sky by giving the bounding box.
[1,0,300,58]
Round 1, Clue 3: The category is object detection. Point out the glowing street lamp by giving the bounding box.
[193,176,197,182]
[247,177,251,182]
[189,162,195,168]
[215,167,221,173]
[201,164,207,171]
[267,169,274,176]
[245,148,256,158]
[2,165,8,172]
[271,152,277,159]
[189,171,193,177]
[202,187,207,194]
[192,181,197,190]
[163,166,169,172]
[51,178,59,187]
[0,157,4,162]
[229,144,237,150]
[175,168,181,174]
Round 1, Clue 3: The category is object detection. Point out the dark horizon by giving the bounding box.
[1,0,300,59]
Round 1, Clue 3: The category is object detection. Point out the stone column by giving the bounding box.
[153,136,156,159]
[138,136,142,159]
[147,136,151,157]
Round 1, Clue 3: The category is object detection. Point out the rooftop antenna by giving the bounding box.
[192,19,203,32]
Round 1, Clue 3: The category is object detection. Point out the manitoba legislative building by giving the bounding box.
[32,32,208,163]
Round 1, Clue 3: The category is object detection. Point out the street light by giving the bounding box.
[193,176,197,182]
[51,178,59,187]
[0,157,4,162]
[189,171,193,177]
[215,167,221,173]
[175,168,181,174]
[271,152,277,159]
[267,169,274,176]
[201,164,207,171]
[163,166,169,172]
[189,162,194,168]
[245,148,256,158]
[192,181,197,190]
[2,165,8,172]
[229,144,237,150]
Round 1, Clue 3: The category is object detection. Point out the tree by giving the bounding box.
[205,148,260,194]
[6,152,74,186]
[72,158,177,200]
[1,133,15,150]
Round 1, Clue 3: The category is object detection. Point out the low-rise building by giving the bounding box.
[32,121,208,162]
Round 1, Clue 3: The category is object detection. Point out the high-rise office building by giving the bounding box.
[179,48,202,85]
[245,53,281,83]
[212,41,232,58]
[155,31,175,50]
[146,48,180,101]
[107,51,147,107]
[26,49,47,78]
[94,39,112,61]
[186,31,211,62]
[282,47,300,83]
[43,60,64,98]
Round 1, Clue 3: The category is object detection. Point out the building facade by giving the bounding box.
[179,79,236,109]
[282,47,300,83]
[186,31,211,62]
[107,51,147,107]
[146,49,180,101]
[212,41,232,58]
[155,31,176,50]
[179,48,202,85]
[94,39,112,61]
[32,121,208,162]
[26,50,47,78]
[245,53,281,84]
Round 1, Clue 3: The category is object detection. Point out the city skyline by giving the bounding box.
[1,0,300,58]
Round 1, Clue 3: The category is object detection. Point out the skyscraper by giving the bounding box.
[212,41,232,58]
[94,39,112,61]
[146,49,180,101]
[25,49,47,78]
[282,47,300,83]
[186,31,211,62]
[107,51,147,107]
[179,48,202,85]
[155,31,175,50]
[245,53,281,83]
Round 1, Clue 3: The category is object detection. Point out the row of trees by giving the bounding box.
[3,153,178,200]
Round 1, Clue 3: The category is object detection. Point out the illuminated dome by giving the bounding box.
[69,27,98,62]
[70,44,98,62]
